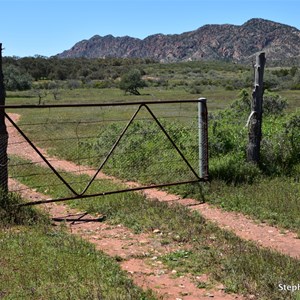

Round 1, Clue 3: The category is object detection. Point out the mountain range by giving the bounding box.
[57,18,300,62]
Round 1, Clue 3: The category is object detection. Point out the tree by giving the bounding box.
[119,69,146,95]
[3,65,33,91]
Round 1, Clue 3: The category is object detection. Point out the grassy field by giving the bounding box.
[6,85,300,231]
[0,193,156,300]
[6,85,240,111]
[6,156,300,300]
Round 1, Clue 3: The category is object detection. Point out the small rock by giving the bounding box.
[216,284,225,290]
[171,269,177,274]
[173,235,181,241]
[153,229,161,234]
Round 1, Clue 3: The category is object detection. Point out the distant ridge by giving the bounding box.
[57,18,300,62]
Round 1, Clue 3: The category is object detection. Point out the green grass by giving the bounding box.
[278,90,300,112]
[0,193,156,300]
[6,86,239,110]
[0,228,155,300]
[206,177,300,232]
[8,156,300,300]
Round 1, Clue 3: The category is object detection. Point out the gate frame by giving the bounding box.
[2,99,209,206]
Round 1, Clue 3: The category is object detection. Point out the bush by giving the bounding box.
[119,69,146,95]
[230,89,288,116]
[92,80,114,89]
[210,153,261,184]
[188,82,203,94]
[3,65,33,91]
[209,89,293,180]
[291,83,300,90]
[263,91,288,116]
[260,112,300,175]
[0,191,48,227]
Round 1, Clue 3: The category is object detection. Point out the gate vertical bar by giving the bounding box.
[0,43,8,193]
[198,98,209,179]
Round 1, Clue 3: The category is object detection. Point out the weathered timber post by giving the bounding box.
[247,52,266,164]
[0,43,8,192]
[198,97,209,179]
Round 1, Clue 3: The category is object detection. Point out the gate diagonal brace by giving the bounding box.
[80,103,201,196]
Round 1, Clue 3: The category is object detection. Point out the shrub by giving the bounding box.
[210,153,261,184]
[230,89,288,116]
[260,112,300,175]
[119,69,146,95]
[263,91,288,116]
[188,81,203,94]
[3,65,33,91]
[0,191,48,227]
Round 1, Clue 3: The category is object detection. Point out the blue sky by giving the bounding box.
[1,0,300,57]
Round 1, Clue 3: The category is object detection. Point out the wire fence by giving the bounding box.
[5,100,208,205]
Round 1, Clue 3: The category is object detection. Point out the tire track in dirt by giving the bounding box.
[9,178,244,300]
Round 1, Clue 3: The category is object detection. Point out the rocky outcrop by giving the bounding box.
[57,18,300,62]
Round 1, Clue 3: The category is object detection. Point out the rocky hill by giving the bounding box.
[57,18,300,62]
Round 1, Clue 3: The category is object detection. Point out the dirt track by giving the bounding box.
[6,113,300,299]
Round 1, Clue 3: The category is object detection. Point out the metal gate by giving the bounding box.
[4,99,208,206]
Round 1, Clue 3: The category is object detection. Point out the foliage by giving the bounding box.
[209,154,261,184]
[119,68,146,95]
[3,56,300,94]
[230,88,288,116]
[263,90,288,115]
[0,225,155,299]
[0,191,48,227]
[3,64,33,91]
[79,118,198,184]
[260,112,300,174]
[207,88,298,181]
[3,56,154,83]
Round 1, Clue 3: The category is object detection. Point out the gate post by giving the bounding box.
[198,97,209,180]
[0,43,8,193]
[247,52,266,164]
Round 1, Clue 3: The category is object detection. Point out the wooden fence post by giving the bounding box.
[247,52,266,164]
[0,43,8,193]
